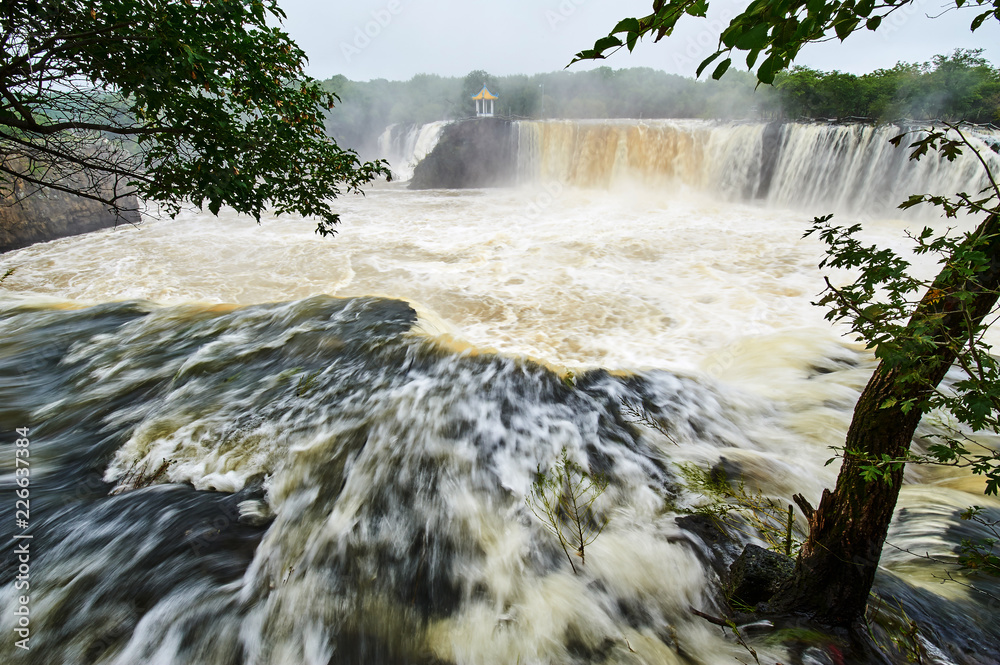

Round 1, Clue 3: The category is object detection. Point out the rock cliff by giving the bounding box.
[409,118,517,189]
[1,175,139,253]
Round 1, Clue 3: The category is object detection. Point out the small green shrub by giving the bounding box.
[676,463,803,556]
[527,449,609,574]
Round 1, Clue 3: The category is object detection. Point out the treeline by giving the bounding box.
[776,49,1000,122]
[322,49,999,158]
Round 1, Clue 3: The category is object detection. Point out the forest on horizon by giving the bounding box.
[323,48,1000,156]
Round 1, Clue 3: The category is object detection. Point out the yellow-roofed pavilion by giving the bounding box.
[471,86,498,117]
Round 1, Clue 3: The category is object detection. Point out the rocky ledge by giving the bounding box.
[409,117,517,189]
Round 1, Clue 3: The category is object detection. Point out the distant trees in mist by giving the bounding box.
[777,49,1000,123]
[322,48,1000,158]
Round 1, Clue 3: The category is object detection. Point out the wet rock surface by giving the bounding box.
[409,117,517,189]
[1,177,138,253]
[728,543,795,606]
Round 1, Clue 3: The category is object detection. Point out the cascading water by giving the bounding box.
[515,119,1000,216]
[378,121,451,181]
[2,118,1000,665]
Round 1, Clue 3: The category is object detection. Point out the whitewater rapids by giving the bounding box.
[1,119,999,664]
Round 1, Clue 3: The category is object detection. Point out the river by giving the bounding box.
[1,120,999,664]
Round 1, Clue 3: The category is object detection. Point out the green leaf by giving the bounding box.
[965,393,993,425]
[696,51,723,78]
[866,15,881,31]
[806,0,826,15]
[860,465,880,483]
[712,58,732,80]
[898,194,927,210]
[757,54,784,85]
[720,22,743,48]
[835,17,860,40]
[594,35,624,53]
[612,17,642,34]
[570,50,601,63]
[735,22,769,50]
[686,0,709,17]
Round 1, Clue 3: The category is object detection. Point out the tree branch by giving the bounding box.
[0,161,138,214]
[0,130,151,184]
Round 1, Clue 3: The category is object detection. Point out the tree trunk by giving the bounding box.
[770,214,1000,626]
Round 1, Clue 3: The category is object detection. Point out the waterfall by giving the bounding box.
[515,119,1000,216]
[378,121,450,181]
[765,122,999,213]
[0,297,802,664]
[4,115,1000,664]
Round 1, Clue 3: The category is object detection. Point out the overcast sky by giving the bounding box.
[277,0,1000,82]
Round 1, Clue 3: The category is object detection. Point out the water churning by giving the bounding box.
[2,119,999,664]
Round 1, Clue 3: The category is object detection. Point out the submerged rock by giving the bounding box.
[674,513,743,581]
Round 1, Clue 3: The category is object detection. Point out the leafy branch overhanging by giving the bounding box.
[804,122,1000,496]
[0,0,390,232]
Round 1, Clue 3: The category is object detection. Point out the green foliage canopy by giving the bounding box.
[806,125,1000,494]
[0,0,389,235]
[776,50,1000,122]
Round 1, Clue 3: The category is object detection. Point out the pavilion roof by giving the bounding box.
[471,86,498,100]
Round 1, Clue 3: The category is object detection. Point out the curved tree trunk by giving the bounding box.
[770,214,1000,626]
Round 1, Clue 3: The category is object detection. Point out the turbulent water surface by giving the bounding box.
[1,120,1000,665]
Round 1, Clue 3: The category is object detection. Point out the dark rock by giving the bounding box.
[728,543,795,606]
[673,513,743,580]
[1,173,139,253]
[409,117,516,189]
[754,120,785,199]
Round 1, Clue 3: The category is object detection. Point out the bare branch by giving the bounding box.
[0,161,138,217]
